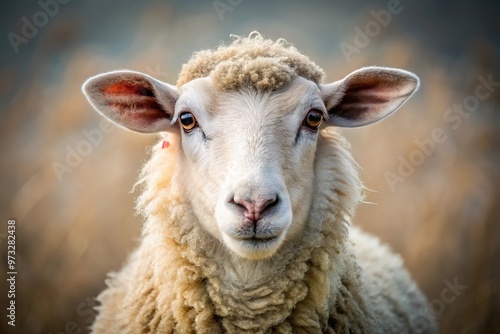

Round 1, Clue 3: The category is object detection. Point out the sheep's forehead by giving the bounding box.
[177,77,323,123]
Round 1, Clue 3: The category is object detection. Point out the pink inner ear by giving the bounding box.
[104,82,155,97]
[344,79,400,104]
[99,81,170,131]
[331,86,391,122]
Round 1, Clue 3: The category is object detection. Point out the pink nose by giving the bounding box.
[231,196,279,222]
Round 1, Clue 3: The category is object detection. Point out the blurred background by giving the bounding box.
[0,0,498,333]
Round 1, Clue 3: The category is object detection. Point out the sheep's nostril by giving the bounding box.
[229,197,253,214]
[266,197,279,209]
[255,196,279,221]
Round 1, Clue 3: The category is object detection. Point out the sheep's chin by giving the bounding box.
[221,233,286,260]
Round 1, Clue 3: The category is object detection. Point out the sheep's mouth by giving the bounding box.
[236,235,283,251]
[242,236,278,243]
[222,231,285,260]
[233,230,282,243]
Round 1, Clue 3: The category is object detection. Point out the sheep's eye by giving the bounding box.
[179,112,197,132]
[303,110,323,130]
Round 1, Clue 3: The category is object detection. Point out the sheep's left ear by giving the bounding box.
[320,66,419,127]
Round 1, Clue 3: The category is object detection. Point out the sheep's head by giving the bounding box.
[82,35,419,260]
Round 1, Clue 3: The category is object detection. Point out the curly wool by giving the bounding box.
[177,32,325,91]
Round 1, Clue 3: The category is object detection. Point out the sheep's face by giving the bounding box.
[83,66,419,260]
[175,76,325,259]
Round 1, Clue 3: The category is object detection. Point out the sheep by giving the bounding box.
[82,32,437,333]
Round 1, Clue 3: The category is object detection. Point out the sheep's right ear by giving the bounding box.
[82,70,178,133]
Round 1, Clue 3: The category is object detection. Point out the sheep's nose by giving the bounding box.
[230,195,280,222]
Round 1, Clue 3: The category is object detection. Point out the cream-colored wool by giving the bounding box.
[177,32,325,91]
[86,33,436,333]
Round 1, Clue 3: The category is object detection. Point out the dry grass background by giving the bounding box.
[0,1,498,333]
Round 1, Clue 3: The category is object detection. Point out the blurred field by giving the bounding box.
[0,1,499,333]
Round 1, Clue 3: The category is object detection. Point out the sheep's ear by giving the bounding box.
[82,70,178,133]
[320,66,419,127]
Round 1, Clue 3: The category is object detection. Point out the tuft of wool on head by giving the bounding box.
[177,31,326,91]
